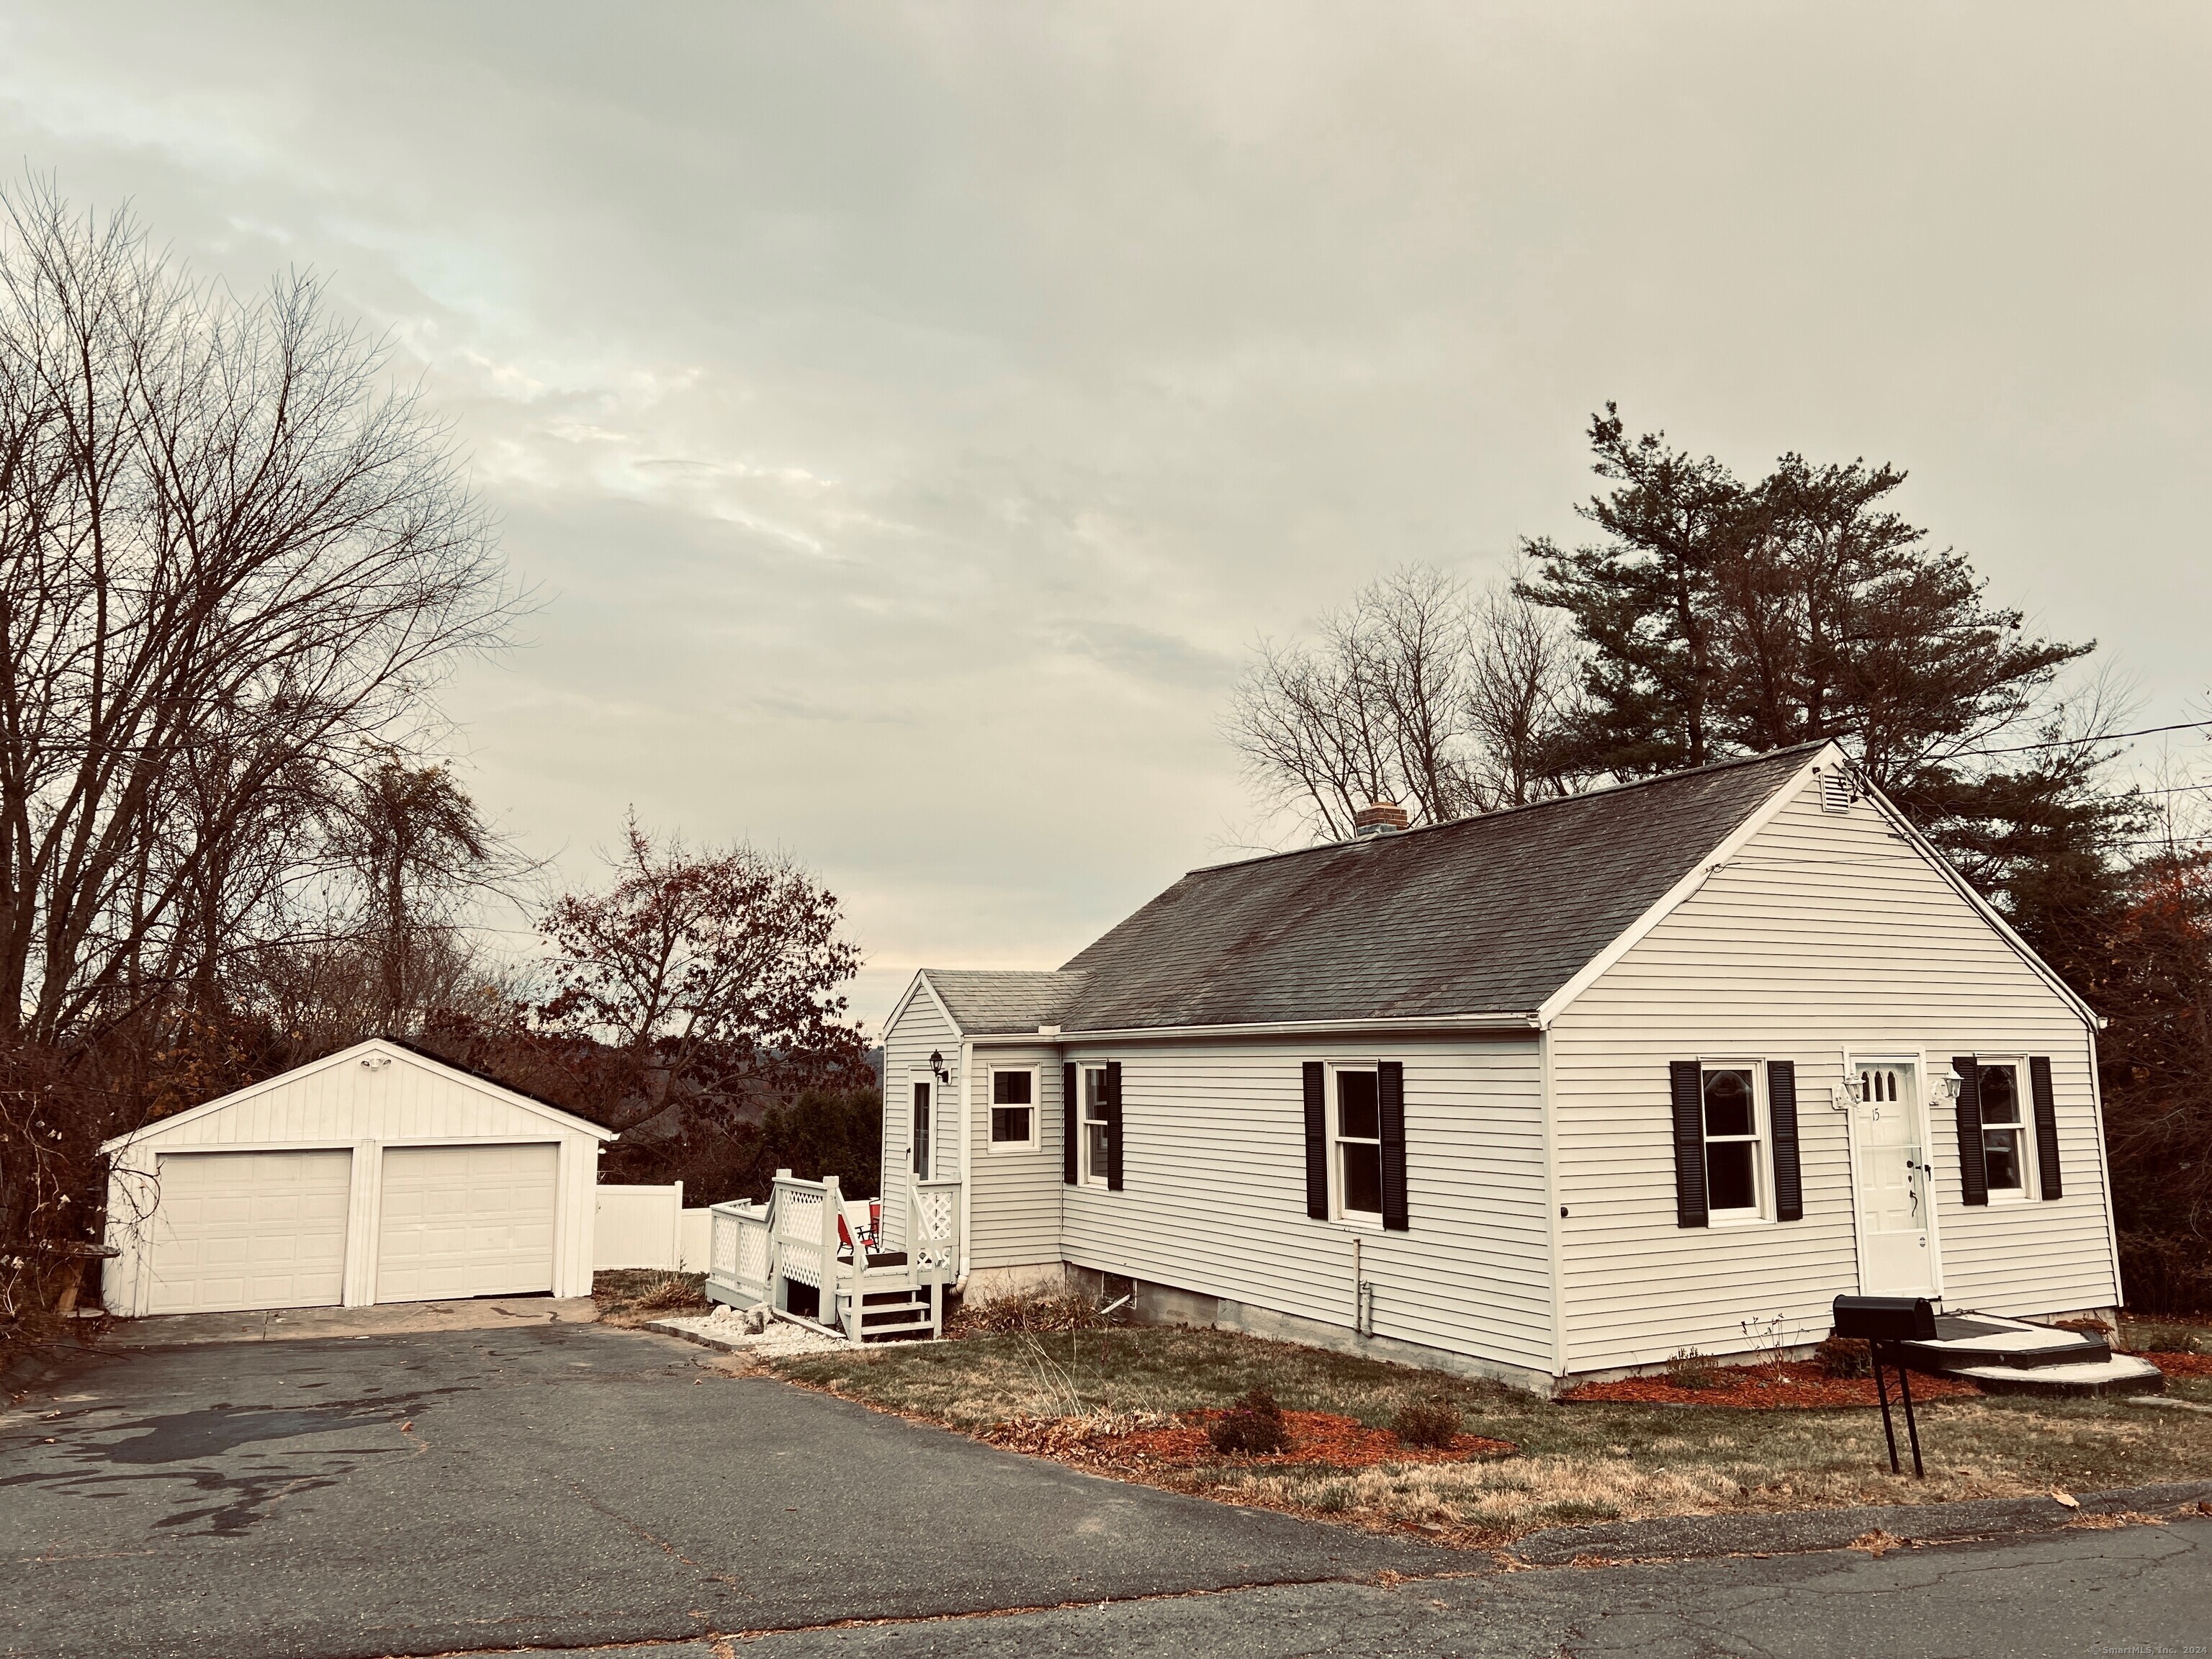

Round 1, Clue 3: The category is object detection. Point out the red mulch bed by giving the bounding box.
[1563,1359,1984,1410]
[2149,1352,2212,1378]
[985,1408,1516,1470]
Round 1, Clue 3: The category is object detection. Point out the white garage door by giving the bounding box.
[374,1143,559,1302]
[146,1150,353,1315]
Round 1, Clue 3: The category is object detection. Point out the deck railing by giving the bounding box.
[705,1168,961,1343]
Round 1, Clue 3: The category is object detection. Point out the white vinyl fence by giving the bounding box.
[595,1183,716,1272]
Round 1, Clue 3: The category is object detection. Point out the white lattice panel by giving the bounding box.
[779,1190,823,1241]
[736,1223,768,1285]
[711,1214,738,1279]
[913,1192,953,1241]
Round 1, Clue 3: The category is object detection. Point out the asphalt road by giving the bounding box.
[434,1516,2212,1658]
[0,1322,1436,1659]
[5,1323,2206,1659]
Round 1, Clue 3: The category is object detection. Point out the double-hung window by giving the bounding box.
[1701,1064,1765,1219]
[989,1069,1037,1150]
[1334,1068,1383,1223]
[1079,1066,1110,1185]
[1977,1059,2031,1197]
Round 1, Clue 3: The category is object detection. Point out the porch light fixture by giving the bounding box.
[929,1049,950,1084]
[1935,1068,1964,1104]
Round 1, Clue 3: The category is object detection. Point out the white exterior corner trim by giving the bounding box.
[99,1036,617,1156]
[1537,745,1840,1029]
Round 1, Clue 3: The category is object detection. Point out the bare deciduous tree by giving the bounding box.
[1226,566,1587,840]
[0,181,516,1051]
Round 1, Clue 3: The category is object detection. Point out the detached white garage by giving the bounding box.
[100,1038,616,1317]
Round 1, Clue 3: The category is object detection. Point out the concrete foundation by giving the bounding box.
[1064,1264,1558,1395]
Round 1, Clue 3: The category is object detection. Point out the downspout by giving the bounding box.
[953,1036,975,1297]
[1538,1022,1570,1391]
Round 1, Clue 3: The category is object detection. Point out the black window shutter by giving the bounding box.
[1954,1056,1989,1206]
[1062,1061,1077,1187]
[1767,1060,1803,1223]
[2028,1056,2062,1200]
[1104,1061,1124,1192]
[1671,1061,1708,1228]
[1378,1061,1408,1231]
[1302,1061,1328,1220]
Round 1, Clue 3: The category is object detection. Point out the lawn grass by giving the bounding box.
[766,1318,2212,1545]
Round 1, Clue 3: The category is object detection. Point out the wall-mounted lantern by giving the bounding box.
[928,1049,950,1085]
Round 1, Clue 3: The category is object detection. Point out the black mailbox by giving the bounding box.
[1831,1295,1937,1342]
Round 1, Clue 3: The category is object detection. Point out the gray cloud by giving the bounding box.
[5,1,2206,1027]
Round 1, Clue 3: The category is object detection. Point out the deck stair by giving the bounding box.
[701,1169,961,1346]
[1898,1313,2164,1398]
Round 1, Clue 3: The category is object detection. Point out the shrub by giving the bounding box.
[945,1289,1130,1339]
[1664,1348,1723,1390]
[1208,1387,1290,1455]
[633,1272,710,1312]
[1390,1398,1463,1449]
[2129,1322,2203,1357]
[1815,1336,1873,1378]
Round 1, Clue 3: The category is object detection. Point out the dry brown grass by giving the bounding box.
[768,1321,2212,1545]
[593,1269,709,1327]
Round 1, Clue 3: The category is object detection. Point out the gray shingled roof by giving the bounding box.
[1052,745,1822,1033]
[920,968,1090,1036]
[911,745,1822,1037]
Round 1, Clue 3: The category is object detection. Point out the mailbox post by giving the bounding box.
[1831,1295,1938,1479]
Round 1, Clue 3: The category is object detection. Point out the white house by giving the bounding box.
[100,1037,616,1317]
[872,740,2124,1391]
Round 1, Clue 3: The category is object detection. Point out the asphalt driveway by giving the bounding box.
[0,1322,1439,1659]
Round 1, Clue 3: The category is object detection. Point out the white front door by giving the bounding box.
[1852,1060,1939,1297]
[146,1149,353,1314]
[374,1143,559,1302]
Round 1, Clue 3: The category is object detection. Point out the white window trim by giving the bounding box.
[1699,1058,1772,1226]
[1326,1061,1385,1232]
[1974,1055,2036,1202]
[984,1065,1041,1153]
[1077,1064,1110,1187]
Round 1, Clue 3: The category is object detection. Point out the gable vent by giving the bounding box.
[1817,768,1857,814]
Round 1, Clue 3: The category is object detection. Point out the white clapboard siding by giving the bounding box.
[1548,774,2117,1374]
[878,978,958,1249]
[968,1044,1066,1271]
[1059,1036,1552,1375]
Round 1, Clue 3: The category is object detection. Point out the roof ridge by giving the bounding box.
[1184,740,1833,876]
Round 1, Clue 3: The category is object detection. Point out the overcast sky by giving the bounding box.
[6,4,2206,1030]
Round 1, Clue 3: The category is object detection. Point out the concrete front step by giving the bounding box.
[1899,1312,2112,1377]
[1948,1354,2166,1398]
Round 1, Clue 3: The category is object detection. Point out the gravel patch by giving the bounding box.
[647,1308,852,1358]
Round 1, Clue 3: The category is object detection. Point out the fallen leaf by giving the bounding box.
[1848,1529,1902,1557]
[2052,1491,2080,1509]
[397,1420,413,1433]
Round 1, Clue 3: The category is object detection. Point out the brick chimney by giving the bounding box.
[1353,799,1409,837]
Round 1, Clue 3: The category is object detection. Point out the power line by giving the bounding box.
[1949,719,2212,758]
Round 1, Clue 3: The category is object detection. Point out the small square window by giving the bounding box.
[987,1069,1037,1148]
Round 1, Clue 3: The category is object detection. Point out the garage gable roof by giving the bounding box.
[99,1037,619,1154]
